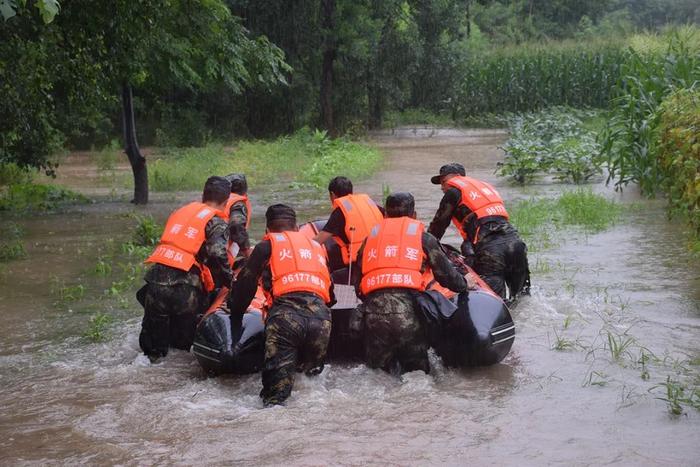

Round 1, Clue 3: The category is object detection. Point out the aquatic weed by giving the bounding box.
[651,376,700,416]
[83,312,114,343]
[130,215,162,247]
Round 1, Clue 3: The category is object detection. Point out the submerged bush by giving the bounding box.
[0,183,88,211]
[497,107,603,184]
[0,162,35,186]
[0,222,26,262]
[657,89,700,237]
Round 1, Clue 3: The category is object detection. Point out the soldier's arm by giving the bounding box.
[422,232,467,293]
[427,188,460,240]
[314,208,345,244]
[229,240,270,317]
[228,201,251,252]
[203,217,234,288]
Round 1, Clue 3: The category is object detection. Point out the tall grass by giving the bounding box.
[510,189,622,250]
[150,129,382,191]
[0,183,88,211]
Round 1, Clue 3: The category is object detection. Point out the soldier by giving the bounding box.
[427,163,530,302]
[140,176,233,362]
[222,173,253,264]
[352,192,468,374]
[313,176,384,275]
[229,204,334,406]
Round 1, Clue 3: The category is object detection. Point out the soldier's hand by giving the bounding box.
[464,272,478,290]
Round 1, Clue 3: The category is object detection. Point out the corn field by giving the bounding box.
[454,45,629,116]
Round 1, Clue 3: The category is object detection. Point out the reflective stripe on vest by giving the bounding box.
[223,193,252,229]
[445,176,509,242]
[266,231,331,303]
[145,202,218,291]
[332,193,384,264]
[360,217,425,295]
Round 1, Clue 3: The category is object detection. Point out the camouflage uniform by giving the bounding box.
[228,200,251,253]
[352,231,467,374]
[140,216,232,359]
[261,295,331,405]
[229,239,333,406]
[428,186,530,301]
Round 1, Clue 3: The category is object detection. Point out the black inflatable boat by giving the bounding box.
[192,220,515,374]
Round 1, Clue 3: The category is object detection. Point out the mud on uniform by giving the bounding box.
[140,205,232,359]
[428,177,529,300]
[352,218,467,374]
[229,233,333,406]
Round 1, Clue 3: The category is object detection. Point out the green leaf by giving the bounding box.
[0,0,19,20]
[34,0,59,24]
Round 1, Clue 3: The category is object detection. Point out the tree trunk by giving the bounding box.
[466,0,471,38]
[121,83,148,204]
[320,0,336,136]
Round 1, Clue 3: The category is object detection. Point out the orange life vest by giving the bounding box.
[265,231,331,303]
[445,176,509,243]
[332,194,384,264]
[223,193,252,229]
[145,202,220,292]
[360,217,426,295]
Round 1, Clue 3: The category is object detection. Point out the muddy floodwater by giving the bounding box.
[1,128,699,465]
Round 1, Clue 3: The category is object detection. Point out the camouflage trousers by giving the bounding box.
[470,231,530,301]
[139,283,207,359]
[358,290,430,375]
[261,299,331,406]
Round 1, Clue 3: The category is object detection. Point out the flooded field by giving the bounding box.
[1,128,699,465]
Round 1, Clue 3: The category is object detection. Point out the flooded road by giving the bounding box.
[1,128,699,465]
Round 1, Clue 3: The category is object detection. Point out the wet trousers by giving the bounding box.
[139,283,207,359]
[359,290,430,375]
[261,304,331,406]
[469,232,530,301]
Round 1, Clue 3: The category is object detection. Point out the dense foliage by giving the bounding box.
[600,31,700,196]
[656,89,700,236]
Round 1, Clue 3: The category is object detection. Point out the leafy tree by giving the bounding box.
[2,0,288,204]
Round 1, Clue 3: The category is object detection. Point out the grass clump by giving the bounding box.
[0,162,35,186]
[383,109,456,128]
[652,376,700,416]
[130,215,162,247]
[510,189,622,249]
[149,128,382,192]
[0,222,26,262]
[0,183,88,212]
[83,312,114,343]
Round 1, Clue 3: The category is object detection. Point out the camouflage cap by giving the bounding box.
[265,204,297,225]
[430,163,466,184]
[225,173,248,194]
